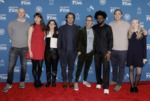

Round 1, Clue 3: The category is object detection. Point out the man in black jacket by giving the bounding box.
[74,15,95,91]
[58,12,80,88]
[93,10,113,94]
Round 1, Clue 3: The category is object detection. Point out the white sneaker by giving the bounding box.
[104,89,109,94]
[83,81,91,87]
[96,84,101,89]
[74,83,79,91]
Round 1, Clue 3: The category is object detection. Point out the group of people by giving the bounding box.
[2,8,147,95]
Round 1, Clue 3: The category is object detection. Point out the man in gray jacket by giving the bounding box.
[2,8,30,92]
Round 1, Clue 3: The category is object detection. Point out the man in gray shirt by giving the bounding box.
[2,8,30,92]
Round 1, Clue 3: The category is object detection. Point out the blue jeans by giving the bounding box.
[7,47,28,84]
[111,50,127,86]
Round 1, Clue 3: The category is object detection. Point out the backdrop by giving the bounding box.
[0,0,150,83]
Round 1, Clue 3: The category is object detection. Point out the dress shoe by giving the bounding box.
[45,82,51,87]
[130,87,134,93]
[69,82,74,88]
[134,87,138,93]
[62,82,67,88]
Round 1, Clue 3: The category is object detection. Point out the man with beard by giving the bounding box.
[93,10,113,94]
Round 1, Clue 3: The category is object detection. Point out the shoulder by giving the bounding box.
[108,21,115,26]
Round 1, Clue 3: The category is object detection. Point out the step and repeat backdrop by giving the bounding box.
[0,0,150,83]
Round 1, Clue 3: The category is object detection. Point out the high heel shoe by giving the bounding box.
[134,87,138,93]
[45,82,51,87]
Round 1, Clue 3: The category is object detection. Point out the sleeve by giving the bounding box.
[8,22,13,40]
[57,27,62,53]
[107,26,113,52]
[142,34,147,59]
[76,29,82,52]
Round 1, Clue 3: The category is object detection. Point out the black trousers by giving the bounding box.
[45,49,59,83]
[75,52,93,82]
[94,53,110,89]
[59,50,76,82]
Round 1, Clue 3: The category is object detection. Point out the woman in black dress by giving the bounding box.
[44,20,59,87]
[127,19,147,93]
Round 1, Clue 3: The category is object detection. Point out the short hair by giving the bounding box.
[86,15,93,20]
[94,10,107,19]
[114,9,122,15]
[65,12,75,19]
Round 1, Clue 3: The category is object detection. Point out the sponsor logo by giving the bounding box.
[89,66,93,74]
[147,44,150,50]
[27,60,32,65]
[87,5,94,12]
[76,13,80,20]
[21,0,31,5]
[14,66,20,73]
[0,44,7,50]
[0,74,7,80]
[148,29,150,35]
[140,22,144,28]
[124,73,129,79]
[35,6,42,13]
[0,28,5,36]
[60,6,70,12]
[146,72,150,78]
[0,14,6,20]
[124,14,130,20]
[122,0,132,6]
[25,73,30,80]
[137,7,141,14]
[49,0,55,5]
[61,20,66,25]
[8,6,18,13]
[110,7,120,13]
[72,0,82,5]
[25,13,30,19]
[0,0,4,4]
[99,0,106,5]
[146,15,150,21]
[147,1,150,7]
[0,59,4,66]
[47,14,57,21]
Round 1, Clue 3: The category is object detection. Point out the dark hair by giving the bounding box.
[94,10,107,19]
[33,13,45,31]
[45,20,58,37]
[114,9,122,15]
[86,15,93,20]
[65,12,75,23]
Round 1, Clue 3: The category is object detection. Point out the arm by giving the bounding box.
[106,26,113,61]
[8,22,12,40]
[28,26,33,58]
[76,29,83,55]
[57,27,62,53]
[142,34,147,64]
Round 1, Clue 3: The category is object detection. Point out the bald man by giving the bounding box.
[2,8,30,92]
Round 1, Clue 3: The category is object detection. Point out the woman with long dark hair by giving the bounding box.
[26,13,45,88]
[44,20,59,87]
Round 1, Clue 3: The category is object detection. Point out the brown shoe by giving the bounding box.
[69,82,74,88]
[62,82,67,88]
[113,85,122,92]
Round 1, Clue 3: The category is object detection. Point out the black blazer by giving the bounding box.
[76,27,96,54]
[58,24,80,54]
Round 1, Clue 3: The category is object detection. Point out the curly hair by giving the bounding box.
[94,10,107,19]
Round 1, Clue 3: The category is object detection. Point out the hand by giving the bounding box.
[29,51,33,58]
[105,52,111,61]
[143,59,147,64]
[78,51,81,56]
[143,29,147,35]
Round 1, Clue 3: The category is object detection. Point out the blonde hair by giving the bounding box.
[128,19,143,40]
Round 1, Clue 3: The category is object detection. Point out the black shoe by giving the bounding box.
[62,82,67,88]
[130,87,134,93]
[36,81,43,88]
[52,82,56,87]
[69,82,74,88]
[134,87,138,93]
[45,82,51,88]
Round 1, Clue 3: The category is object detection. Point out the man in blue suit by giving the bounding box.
[58,12,80,88]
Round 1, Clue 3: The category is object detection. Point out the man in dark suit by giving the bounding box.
[74,15,95,91]
[58,12,80,88]
[93,10,113,94]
